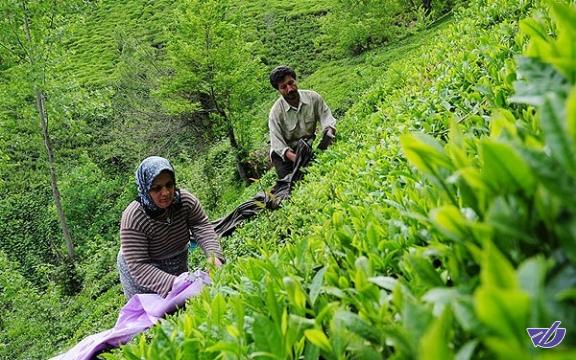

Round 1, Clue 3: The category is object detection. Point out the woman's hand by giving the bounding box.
[208,255,223,269]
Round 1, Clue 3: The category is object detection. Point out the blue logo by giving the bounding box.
[526,321,566,348]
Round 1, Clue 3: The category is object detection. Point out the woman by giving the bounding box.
[117,156,224,299]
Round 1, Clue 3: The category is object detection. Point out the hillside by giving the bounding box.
[1,0,575,359]
[1,0,403,357]
[105,0,576,358]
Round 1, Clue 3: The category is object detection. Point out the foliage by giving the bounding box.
[158,0,268,168]
[177,141,241,214]
[58,0,174,87]
[0,250,124,359]
[103,32,209,172]
[59,154,123,255]
[0,0,95,294]
[256,7,330,76]
[318,0,407,56]
[3,0,576,359]
[317,0,458,56]
[102,0,576,359]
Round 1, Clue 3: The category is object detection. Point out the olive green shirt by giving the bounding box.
[268,90,336,160]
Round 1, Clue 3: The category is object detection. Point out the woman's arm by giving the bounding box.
[184,192,225,262]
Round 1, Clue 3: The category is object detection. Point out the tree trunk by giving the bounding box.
[209,83,250,184]
[20,0,81,295]
[21,0,76,260]
[423,0,432,15]
[222,112,250,184]
[35,90,76,260]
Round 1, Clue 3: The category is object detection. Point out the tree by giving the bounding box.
[0,0,82,293]
[159,0,267,183]
[106,31,217,170]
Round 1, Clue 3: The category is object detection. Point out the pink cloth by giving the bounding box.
[50,271,211,360]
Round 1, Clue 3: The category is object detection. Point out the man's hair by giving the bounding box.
[269,65,297,89]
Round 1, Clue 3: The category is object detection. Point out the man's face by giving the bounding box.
[277,75,299,103]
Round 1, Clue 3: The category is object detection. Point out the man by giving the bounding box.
[268,65,337,179]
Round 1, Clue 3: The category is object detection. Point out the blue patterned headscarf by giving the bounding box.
[135,156,181,214]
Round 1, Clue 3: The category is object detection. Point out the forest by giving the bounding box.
[1,0,575,359]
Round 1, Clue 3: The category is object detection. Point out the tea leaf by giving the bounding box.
[304,329,332,353]
[333,309,380,343]
[455,340,479,360]
[540,93,576,175]
[309,266,327,306]
[474,287,530,341]
[480,240,518,290]
[401,133,452,175]
[509,57,569,106]
[479,140,536,194]
[368,276,397,291]
[419,309,453,360]
[567,88,576,145]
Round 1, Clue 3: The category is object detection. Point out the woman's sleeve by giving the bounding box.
[186,195,225,262]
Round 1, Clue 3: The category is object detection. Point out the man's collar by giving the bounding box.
[281,90,309,112]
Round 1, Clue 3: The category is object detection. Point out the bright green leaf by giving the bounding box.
[480,239,518,289]
[430,205,470,242]
[419,309,453,360]
[455,339,479,360]
[509,57,569,106]
[474,287,530,341]
[333,309,380,343]
[309,267,327,307]
[540,93,576,175]
[211,292,226,326]
[480,139,536,194]
[566,88,576,149]
[401,133,453,176]
[368,276,397,291]
[304,329,332,353]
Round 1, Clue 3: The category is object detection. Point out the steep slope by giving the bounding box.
[106,0,576,358]
[1,1,337,359]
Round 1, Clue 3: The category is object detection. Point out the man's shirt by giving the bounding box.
[268,90,337,159]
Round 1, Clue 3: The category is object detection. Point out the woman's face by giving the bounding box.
[149,171,175,209]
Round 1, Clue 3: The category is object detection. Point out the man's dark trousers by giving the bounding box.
[271,152,294,179]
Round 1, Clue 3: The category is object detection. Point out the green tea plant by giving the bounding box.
[103,0,575,359]
[401,2,576,357]
[317,0,458,56]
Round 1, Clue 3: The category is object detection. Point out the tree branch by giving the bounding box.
[10,26,32,63]
[42,0,59,73]
[0,41,24,60]
[19,0,34,65]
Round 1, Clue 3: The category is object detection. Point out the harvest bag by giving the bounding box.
[50,271,211,360]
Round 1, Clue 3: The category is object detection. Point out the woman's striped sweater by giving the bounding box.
[120,189,223,296]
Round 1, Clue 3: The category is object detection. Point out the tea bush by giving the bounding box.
[104,0,576,359]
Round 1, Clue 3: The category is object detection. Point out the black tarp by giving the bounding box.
[211,138,314,237]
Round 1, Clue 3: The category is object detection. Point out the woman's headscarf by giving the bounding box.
[135,156,181,214]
